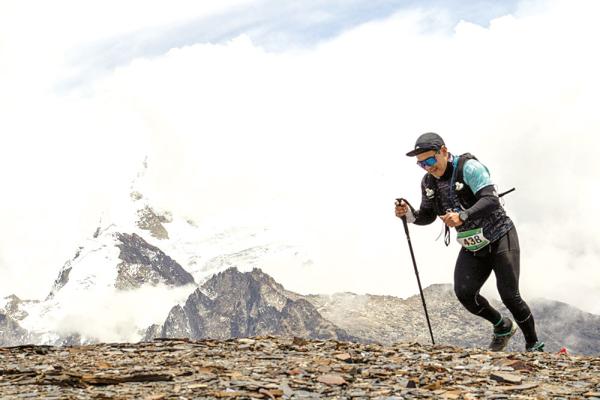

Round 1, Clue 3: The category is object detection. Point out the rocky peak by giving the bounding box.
[1,295,24,319]
[146,267,354,342]
[115,232,195,290]
[127,158,171,240]
[135,206,171,240]
[202,267,299,312]
[0,312,32,346]
[1,295,38,323]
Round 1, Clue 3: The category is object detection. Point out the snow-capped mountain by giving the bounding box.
[1,163,313,346]
[3,163,598,355]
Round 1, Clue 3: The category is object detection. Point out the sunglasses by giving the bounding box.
[416,152,439,169]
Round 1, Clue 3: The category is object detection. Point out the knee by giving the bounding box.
[454,284,474,305]
[499,290,523,307]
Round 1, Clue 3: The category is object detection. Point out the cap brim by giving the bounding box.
[406,147,436,157]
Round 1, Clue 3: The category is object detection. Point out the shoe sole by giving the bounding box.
[526,342,545,352]
[491,322,518,352]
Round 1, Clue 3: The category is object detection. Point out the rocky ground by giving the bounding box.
[1,337,599,399]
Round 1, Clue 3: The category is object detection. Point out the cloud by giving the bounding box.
[51,0,521,90]
[1,0,599,318]
[50,284,195,342]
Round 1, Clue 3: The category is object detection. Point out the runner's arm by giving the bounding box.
[462,160,501,220]
[414,207,437,225]
[463,185,500,220]
[414,176,437,225]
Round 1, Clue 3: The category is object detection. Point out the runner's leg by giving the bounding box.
[492,228,539,346]
[454,249,502,324]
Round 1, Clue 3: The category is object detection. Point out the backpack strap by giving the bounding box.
[423,173,443,215]
[455,152,478,186]
[453,153,479,209]
[424,173,436,192]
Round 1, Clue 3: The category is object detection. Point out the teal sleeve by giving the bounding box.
[463,159,493,193]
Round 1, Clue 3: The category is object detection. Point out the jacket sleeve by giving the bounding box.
[462,160,500,219]
[413,175,437,225]
[464,185,500,220]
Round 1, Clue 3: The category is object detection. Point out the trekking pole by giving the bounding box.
[396,198,435,345]
[498,187,515,197]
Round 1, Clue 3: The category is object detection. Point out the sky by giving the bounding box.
[1,0,600,316]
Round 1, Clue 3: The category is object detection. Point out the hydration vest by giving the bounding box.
[423,153,480,214]
[421,153,514,247]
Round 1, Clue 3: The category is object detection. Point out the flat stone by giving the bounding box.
[441,390,462,399]
[286,368,305,375]
[316,374,347,386]
[494,382,538,391]
[490,371,522,384]
[334,353,352,361]
[505,360,534,371]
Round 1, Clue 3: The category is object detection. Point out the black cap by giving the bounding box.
[405,132,445,157]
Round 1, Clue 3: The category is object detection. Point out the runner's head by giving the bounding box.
[406,132,449,177]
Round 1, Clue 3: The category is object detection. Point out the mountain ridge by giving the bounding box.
[2,268,599,355]
[1,166,597,354]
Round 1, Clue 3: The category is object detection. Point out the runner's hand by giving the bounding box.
[395,200,409,218]
[441,212,463,227]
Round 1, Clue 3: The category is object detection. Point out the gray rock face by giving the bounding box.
[45,247,83,300]
[528,298,600,355]
[307,283,600,355]
[145,271,600,354]
[0,313,31,346]
[115,233,195,290]
[1,295,29,321]
[135,206,171,240]
[147,268,354,342]
[48,265,72,299]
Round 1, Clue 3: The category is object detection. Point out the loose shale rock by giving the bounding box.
[0,337,598,399]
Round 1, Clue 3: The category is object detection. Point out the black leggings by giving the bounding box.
[453,227,538,343]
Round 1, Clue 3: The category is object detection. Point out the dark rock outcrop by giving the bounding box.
[135,206,171,240]
[115,233,195,290]
[0,313,31,346]
[147,268,354,342]
[1,295,29,321]
[45,249,81,300]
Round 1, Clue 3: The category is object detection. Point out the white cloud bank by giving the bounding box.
[1,0,599,316]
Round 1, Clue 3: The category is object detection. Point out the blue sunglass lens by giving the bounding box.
[417,156,437,168]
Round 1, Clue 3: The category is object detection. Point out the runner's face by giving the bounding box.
[416,147,448,177]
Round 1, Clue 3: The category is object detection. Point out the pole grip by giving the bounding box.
[396,198,415,236]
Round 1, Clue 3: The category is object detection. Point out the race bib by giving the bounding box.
[457,228,490,252]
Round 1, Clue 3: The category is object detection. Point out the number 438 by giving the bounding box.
[463,235,483,246]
